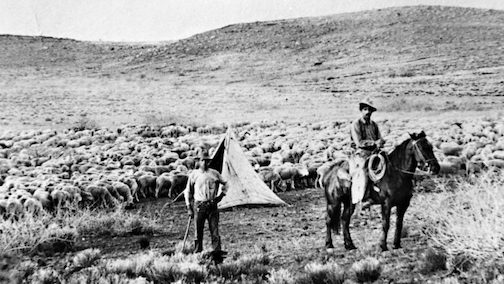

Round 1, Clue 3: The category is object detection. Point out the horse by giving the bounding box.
[323,131,440,251]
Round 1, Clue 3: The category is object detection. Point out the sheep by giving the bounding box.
[23,197,43,216]
[87,185,118,208]
[121,177,140,202]
[6,198,24,220]
[96,181,124,203]
[274,163,309,191]
[135,173,157,198]
[32,189,52,211]
[112,181,134,205]
[50,189,71,211]
[257,168,282,192]
[155,174,172,198]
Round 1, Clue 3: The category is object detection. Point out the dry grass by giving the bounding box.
[351,257,382,283]
[298,261,345,284]
[414,170,504,263]
[72,116,100,131]
[215,253,270,281]
[106,250,204,283]
[142,113,206,128]
[73,207,164,237]
[0,213,78,255]
[378,97,435,112]
[268,268,295,284]
[421,248,448,273]
[0,208,164,256]
[72,248,102,270]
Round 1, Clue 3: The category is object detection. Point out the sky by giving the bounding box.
[0,0,502,42]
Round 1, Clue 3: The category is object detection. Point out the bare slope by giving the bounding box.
[130,6,504,92]
[0,6,503,131]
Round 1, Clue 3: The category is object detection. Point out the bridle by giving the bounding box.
[391,138,435,176]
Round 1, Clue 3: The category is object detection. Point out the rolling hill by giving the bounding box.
[1,5,503,130]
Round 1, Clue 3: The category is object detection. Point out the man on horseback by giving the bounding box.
[350,98,385,211]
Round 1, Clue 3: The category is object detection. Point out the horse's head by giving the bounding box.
[409,131,440,174]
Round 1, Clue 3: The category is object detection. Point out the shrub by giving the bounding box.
[182,267,207,284]
[216,253,270,281]
[72,249,102,270]
[0,253,20,283]
[447,252,475,272]
[351,257,381,283]
[0,215,77,255]
[142,113,205,128]
[379,97,435,112]
[268,268,295,284]
[174,240,194,255]
[75,208,164,237]
[30,268,61,284]
[421,248,447,273]
[150,257,181,283]
[72,117,99,131]
[106,251,206,283]
[66,266,140,284]
[415,171,504,261]
[11,260,38,283]
[300,261,345,284]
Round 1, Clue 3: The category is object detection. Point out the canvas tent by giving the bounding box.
[209,129,287,209]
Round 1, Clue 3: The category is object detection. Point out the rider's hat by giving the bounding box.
[359,98,377,112]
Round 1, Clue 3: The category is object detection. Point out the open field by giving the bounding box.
[1,5,504,283]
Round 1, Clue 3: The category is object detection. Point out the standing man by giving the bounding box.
[350,98,385,209]
[184,151,228,253]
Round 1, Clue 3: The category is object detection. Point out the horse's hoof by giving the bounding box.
[380,245,389,252]
[345,244,357,250]
[393,244,402,249]
[325,243,334,249]
[326,248,335,253]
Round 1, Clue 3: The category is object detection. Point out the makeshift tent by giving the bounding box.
[209,129,287,209]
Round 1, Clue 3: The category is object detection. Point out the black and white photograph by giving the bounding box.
[1,0,503,283]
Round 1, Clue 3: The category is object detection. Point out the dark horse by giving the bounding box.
[323,131,440,251]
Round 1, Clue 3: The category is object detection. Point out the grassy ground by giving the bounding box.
[4,173,504,283]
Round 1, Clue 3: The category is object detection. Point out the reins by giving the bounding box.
[387,139,435,177]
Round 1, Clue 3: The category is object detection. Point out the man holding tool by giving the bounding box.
[184,151,228,253]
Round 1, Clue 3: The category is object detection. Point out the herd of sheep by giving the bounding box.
[1,117,504,220]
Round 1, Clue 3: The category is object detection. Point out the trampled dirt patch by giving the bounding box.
[73,188,446,283]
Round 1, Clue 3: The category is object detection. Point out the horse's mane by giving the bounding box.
[387,138,412,166]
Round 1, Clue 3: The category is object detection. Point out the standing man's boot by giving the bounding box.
[194,240,203,253]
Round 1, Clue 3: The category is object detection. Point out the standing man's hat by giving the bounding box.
[359,98,377,112]
[199,151,212,160]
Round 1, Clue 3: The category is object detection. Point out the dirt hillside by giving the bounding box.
[1,5,503,131]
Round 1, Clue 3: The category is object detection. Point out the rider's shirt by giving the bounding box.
[350,117,383,153]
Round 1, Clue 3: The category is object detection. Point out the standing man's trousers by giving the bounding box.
[194,200,222,253]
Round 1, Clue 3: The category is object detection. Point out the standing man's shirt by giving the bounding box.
[350,118,383,151]
[185,168,227,206]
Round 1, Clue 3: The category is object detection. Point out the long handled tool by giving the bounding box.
[159,191,185,214]
[182,216,192,252]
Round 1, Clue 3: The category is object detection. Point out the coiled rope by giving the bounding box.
[368,153,386,182]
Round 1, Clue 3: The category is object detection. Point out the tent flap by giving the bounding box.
[210,129,287,209]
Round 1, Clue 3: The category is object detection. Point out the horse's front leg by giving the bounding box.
[342,199,357,250]
[393,202,410,249]
[380,201,392,251]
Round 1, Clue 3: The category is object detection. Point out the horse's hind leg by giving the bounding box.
[393,202,410,249]
[342,199,357,250]
[379,201,392,251]
[325,203,339,248]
